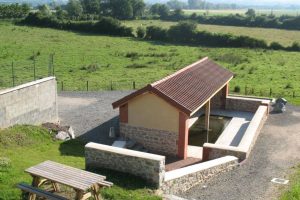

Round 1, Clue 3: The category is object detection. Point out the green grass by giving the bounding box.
[0,20,300,105]
[183,9,300,16]
[0,125,161,200]
[280,165,300,200]
[124,20,300,46]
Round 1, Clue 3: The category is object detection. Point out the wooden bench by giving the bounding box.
[17,183,68,200]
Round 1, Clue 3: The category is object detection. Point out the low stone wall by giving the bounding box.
[85,142,165,187]
[203,105,268,161]
[0,77,58,128]
[226,95,270,113]
[120,123,178,156]
[161,156,239,194]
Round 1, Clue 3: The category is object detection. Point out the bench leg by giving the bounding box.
[29,176,41,200]
[75,190,84,200]
[92,184,101,200]
[51,182,60,192]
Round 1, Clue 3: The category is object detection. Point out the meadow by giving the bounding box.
[182,9,300,16]
[0,20,300,105]
[124,20,300,46]
[0,125,160,200]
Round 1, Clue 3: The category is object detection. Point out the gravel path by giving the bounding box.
[58,92,300,199]
[181,105,300,200]
[58,91,133,144]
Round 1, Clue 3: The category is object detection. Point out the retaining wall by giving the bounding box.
[161,156,238,194]
[203,105,268,161]
[120,123,178,156]
[226,95,270,113]
[85,142,165,187]
[0,77,58,128]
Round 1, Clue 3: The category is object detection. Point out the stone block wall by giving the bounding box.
[85,142,165,187]
[0,77,58,128]
[226,95,270,113]
[161,156,238,194]
[120,123,178,156]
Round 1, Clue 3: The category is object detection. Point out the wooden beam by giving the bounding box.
[205,100,211,143]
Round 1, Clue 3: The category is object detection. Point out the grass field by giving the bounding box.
[183,9,300,16]
[0,20,300,105]
[280,165,300,200]
[0,125,160,200]
[124,20,300,46]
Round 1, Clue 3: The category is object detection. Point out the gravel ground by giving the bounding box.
[58,92,300,199]
[181,105,300,200]
[58,91,133,144]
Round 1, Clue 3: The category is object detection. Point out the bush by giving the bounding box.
[270,42,284,50]
[145,26,168,40]
[136,26,146,38]
[234,86,241,93]
[288,42,300,51]
[168,21,197,42]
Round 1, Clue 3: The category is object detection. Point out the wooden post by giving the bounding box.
[205,100,211,143]
[110,81,113,90]
[133,81,136,89]
[11,61,15,87]
[293,91,295,98]
[33,58,36,81]
[61,81,64,91]
[269,88,272,97]
[87,81,89,91]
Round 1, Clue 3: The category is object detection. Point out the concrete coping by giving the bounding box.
[85,142,165,161]
[164,156,238,181]
[0,77,56,95]
[228,95,272,104]
[203,143,245,153]
[238,105,267,151]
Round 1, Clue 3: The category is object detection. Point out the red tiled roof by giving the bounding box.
[112,57,233,115]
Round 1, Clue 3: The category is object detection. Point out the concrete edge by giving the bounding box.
[0,77,56,95]
[85,142,166,161]
[164,156,238,181]
[228,95,273,103]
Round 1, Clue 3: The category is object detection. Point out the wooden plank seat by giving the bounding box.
[17,183,68,200]
[98,180,113,187]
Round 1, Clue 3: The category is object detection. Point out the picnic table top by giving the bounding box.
[25,160,106,191]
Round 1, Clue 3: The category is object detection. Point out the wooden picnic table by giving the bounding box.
[25,160,112,200]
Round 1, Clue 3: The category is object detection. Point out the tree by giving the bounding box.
[131,0,145,18]
[38,4,52,16]
[55,6,68,19]
[188,0,204,9]
[168,21,197,42]
[81,0,100,15]
[66,0,83,17]
[150,3,169,19]
[167,0,187,10]
[136,26,145,38]
[245,8,256,18]
[109,0,133,19]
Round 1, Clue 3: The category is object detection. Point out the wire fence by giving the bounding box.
[0,55,299,102]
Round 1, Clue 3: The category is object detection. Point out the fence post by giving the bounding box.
[87,81,89,91]
[293,91,295,98]
[51,53,55,76]
[110,81,113,90]
[269,88,272,97]
[133,81,136,89]
[61,81,64,91]
[11,61,15,87]
[33,58,36,81]
[244,86,247,95]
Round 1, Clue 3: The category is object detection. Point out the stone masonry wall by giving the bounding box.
[161,156,238,194]
[226,96,267,113]
[85,142,165,187]
[0,77,58,128]
[120,123,178,157]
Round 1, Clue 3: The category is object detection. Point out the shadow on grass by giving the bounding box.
[89,167,157,190]
[59,139,86,157]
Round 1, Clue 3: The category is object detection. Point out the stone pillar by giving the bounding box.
[178,112,188,159]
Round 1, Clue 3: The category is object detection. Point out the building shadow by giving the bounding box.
[59,116,120,157]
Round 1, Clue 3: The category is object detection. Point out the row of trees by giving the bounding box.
[165,0,237,10]
[63,0,145,19]
[149,6,300,31]
[0,3,30,19]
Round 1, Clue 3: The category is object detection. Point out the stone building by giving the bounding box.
[112,57,233,159]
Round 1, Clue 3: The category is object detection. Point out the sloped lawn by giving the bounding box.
[0,125,161,200]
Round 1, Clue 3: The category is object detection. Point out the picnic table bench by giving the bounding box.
[22,160,113,200]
